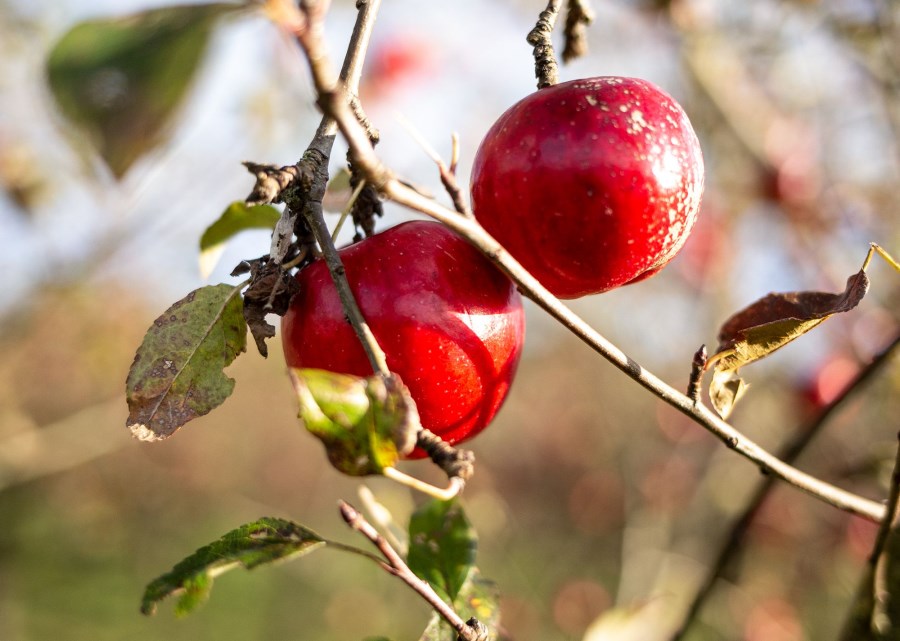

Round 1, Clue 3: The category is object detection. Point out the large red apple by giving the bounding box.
[281,221,525,457]
[471,76,705,298]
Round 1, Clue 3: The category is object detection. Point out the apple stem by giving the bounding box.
[306,206,391,376]
[383,467,464,501]
[526,1,596,88]
[526,0,562,89]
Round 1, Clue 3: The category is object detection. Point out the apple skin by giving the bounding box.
[471,76,705,298]
[282,221,526,458]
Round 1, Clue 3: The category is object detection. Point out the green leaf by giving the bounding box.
[199,201,281,279]
[126,284,247,441]
[708,270,869,418]
[141,517,326,617]
[418,569,499,641]
[46,3,241,178]
[290,370,419,476]
[409,501,498,641]
[407,499,477,605]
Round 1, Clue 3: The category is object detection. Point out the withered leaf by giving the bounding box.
[240,259,300,357]
[126,284,246,441]
[708,270,869,418]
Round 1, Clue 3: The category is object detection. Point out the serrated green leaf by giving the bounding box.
[199,201,281,278]
[408,500,496,640]
[141,517,326,617]
[708,270,869,418]
[418,569,499,641]
[291,369,419,476]
[46,3,241,178]
[126,284,247,441]
[408,499,477,605]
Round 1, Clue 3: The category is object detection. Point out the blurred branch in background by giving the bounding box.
[0,398,130,492]
[839,429,900,640]
[673,333,900,640]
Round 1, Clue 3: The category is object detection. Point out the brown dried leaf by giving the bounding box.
[240,260,300,357]
[708,369,750,420]
[708,270,869,418]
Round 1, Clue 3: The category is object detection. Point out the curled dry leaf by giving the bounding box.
[239,258,301,357]
[708,270,869,418]
[126,284,247,441]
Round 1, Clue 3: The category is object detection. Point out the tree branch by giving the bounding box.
[257,0,389,376]
[290,1,887,524]
[387,192,885,522]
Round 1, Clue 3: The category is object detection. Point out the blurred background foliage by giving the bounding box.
[1,0,899,639]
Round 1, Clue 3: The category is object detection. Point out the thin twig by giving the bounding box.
[292,0,887,524]
[270,0,389,377]
[302,201,389,375]
[394,115,472,217]
[673,334,900,640]
[339,501,488,641]
[526,0,561,88]
[385,187,886,522]
[257,0,379,262]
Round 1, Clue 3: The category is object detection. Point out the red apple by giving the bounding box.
[471,76,705,298]
[281,221,525,457]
